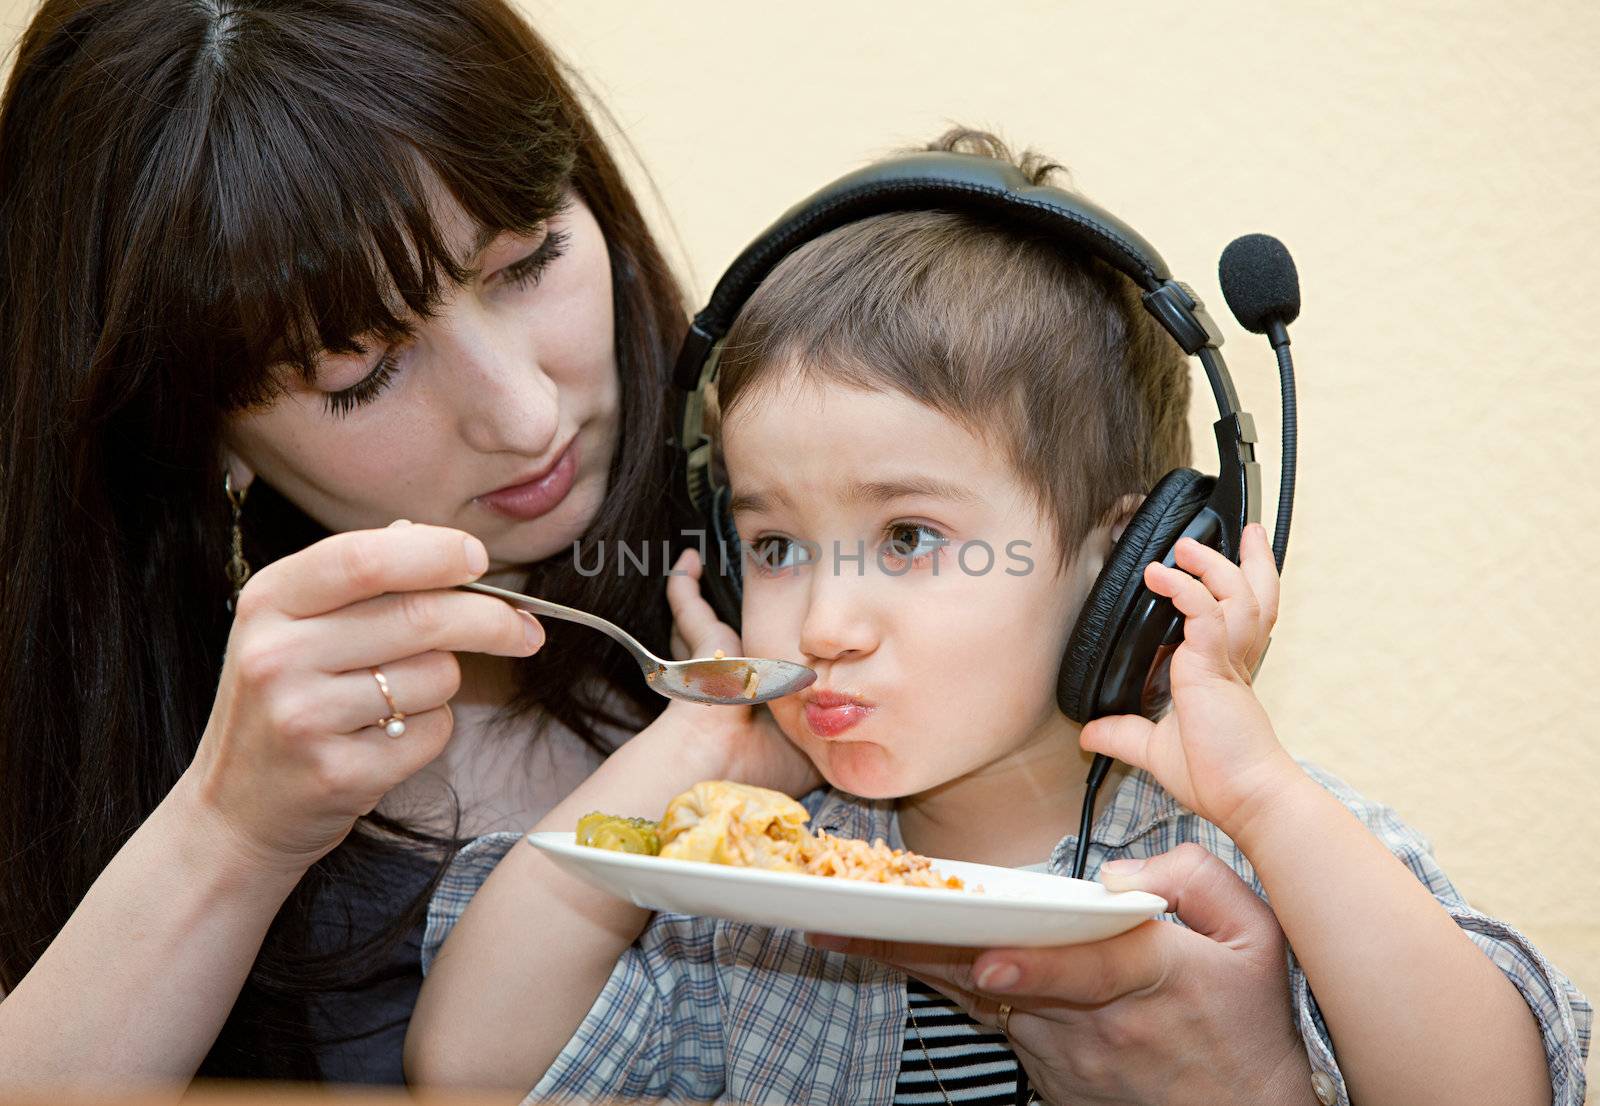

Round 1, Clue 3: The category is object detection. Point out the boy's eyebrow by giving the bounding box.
[845,476,983,506]
[727,487,790,516]
[727,476,981,517]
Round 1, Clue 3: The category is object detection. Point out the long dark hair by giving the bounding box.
[0,0,684,1078]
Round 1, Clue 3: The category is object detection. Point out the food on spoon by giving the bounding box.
[683,658,759,700]
[579,781,963,890]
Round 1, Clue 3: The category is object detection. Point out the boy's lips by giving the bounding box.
[802,689,874,739]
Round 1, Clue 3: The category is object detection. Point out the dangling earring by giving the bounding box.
[224,471,251,611]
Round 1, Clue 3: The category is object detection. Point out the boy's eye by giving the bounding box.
[747,534,810,575]
[881,522,948,566]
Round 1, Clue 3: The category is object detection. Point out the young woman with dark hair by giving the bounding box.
[0,0,806,1086]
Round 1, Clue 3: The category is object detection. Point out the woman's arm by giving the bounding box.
[0,773,303,1090]
[0,523,539,1091]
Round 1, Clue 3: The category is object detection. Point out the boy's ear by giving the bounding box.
[1107,492,1144,545]
[1077,493,1145,584]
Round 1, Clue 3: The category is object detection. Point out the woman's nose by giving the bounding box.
[440,309,560,456]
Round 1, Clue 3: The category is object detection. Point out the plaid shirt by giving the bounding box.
[422,761,1592,1105]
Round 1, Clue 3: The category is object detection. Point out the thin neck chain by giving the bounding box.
[905,997,1041,1106]
[906,1000,957,1106]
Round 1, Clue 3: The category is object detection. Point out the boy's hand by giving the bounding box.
[1079,523,1302,838]
[663,549,821,798]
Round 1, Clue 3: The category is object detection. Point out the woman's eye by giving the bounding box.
[747,535,809,575]
[323,347,402,417]
[500,226,571,290]
[881,522,948,566]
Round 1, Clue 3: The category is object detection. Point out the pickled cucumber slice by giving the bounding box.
[575,812,661,855]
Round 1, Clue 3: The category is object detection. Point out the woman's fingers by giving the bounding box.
[966,921,1179,1005]
[240,523,491,621]
[810,925,1178,1008]
[315,650,463,735]
[325,703,457,807]
[1096,842,1281,951]
[293,589,543,672]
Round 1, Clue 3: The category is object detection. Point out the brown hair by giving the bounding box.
[0,0,683,1078]
[715,129,1191,565]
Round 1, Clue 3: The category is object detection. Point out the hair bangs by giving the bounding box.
[175,0,579,407]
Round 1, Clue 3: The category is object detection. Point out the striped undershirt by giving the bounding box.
[894,977,1029,1105]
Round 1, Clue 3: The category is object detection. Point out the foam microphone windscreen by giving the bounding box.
[1218,234,1300,333]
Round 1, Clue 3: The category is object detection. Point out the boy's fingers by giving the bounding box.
[1172,538,1259,615]
[1146,562,1235,675]
[1239,524,1280,633]
[1144,561,1221,623]
[667,547,739,658]
[1080,713,1156,771]
[1167,538,1266,667]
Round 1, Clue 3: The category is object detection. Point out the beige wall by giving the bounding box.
[2,0,1595,1082]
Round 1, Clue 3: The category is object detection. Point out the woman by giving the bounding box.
[0,0,706,1083]
[0,0,1334,1097]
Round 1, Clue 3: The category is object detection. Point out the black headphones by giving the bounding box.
[671,151,1296,878]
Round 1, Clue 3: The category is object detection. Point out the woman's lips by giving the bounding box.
[476,440,579,521]
[803,691,874,738]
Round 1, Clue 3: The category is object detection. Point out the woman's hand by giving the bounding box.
[1079,522,1301,838]
[185,520,543,875]
[662,548,820,798]
[810,844,1320,1106]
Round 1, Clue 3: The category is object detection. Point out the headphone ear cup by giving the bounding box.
[1058,468,1214,723]
[695,483,745,633]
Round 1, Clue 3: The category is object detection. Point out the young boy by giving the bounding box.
[404,134,1591,1105]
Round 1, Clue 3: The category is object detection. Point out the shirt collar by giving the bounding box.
[803,763,1176,868]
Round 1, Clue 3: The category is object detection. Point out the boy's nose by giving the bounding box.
[798,557,878,662]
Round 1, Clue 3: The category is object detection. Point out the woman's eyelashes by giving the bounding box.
[323,346,403,418]
[500,226,570,289]
[320,226,572,417]
[746,521,950,576]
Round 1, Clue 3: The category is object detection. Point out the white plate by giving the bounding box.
[526,832,1167,948]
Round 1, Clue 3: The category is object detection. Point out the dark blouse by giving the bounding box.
[304,847,438,1083]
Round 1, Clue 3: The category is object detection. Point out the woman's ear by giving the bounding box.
[219,445,256,496]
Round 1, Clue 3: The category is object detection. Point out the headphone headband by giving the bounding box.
[673,152,1226,394]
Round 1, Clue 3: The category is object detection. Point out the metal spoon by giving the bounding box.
[459,581,816,706]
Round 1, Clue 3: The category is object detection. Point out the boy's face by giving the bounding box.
[723,375,1106,800]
